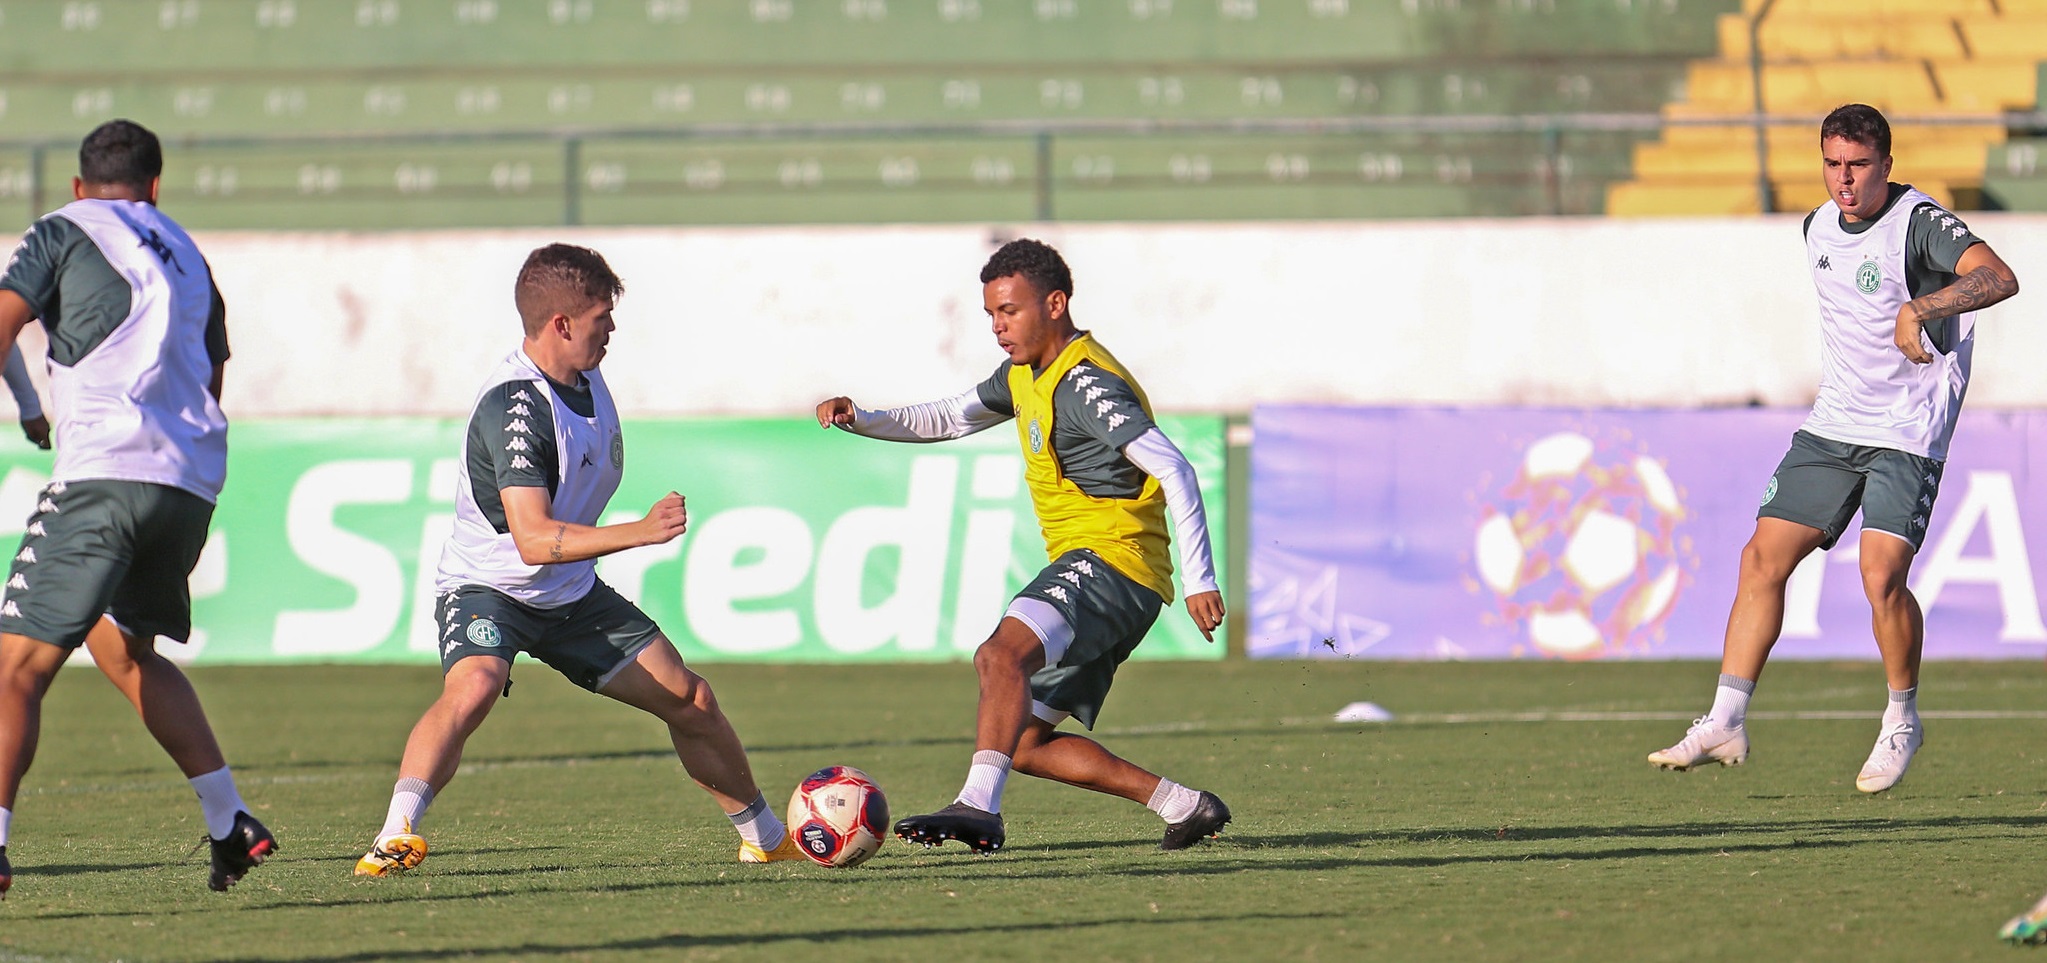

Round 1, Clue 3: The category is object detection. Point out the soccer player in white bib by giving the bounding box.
[0,120,273,895]
[1648,104,2019,793]
[354,244,803,875]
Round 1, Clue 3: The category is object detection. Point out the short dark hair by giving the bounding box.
[514,243,624,336]
[1821,104,1890,157]
[78,119,163,191]
[980,238,1072,299]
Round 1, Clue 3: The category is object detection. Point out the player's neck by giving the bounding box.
[1029,326,1083,371]
[520,342,587,388]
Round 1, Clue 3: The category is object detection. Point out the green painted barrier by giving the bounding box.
[0,415,1225,664]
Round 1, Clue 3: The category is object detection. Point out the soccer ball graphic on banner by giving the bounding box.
[1472,431,1691,658]
[786,766,890,867]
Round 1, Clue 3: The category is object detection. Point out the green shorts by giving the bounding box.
[0,479,215,649]
[1010,549,1164,730]
[435,579,663,692]
[1759,430,1945,551]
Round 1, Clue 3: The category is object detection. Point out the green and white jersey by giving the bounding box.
[1801,183,1985,460]
[0,199,229,501]
[436,347,624,607]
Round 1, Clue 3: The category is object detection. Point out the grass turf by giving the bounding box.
[1,658,2046,961]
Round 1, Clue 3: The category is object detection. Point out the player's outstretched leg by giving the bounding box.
[2004,890,2047,944]
[595,639,797,864]
[0,632,65,900]
[1013,719,1228,850]
[356,656,509,876]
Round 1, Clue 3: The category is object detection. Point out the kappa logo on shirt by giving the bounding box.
[510,455,533,470]
[507,403,531,417]
[506,436,530,453]
[1107,413,1129,431]
[1066,365,1094,381]
[507,418,532,434]
[1095,399,1117,417]
[1815,255,1831,271]
[1084,386,1107,403]
[512,389,534,402]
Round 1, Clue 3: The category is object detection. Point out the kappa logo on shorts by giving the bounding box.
[1046,585,1070,603]
[1761,476,1778,507]
[1028,419,1044,454]
[1856,258,1883,295]
[24,521,43,537]
[6,574,25,591]
[466,618,504,648]
[14,547,33,564]
[1,601,18,618]
[1057,571,1081,586]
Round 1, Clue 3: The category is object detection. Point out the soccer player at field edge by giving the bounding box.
[0,119,272,896]
[815,238,1231,854]
[355,242,804,876]
[1648,104,2019,794]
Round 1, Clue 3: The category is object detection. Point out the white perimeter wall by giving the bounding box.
[8,215,2047,417]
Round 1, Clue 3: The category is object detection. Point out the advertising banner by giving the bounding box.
[1250,406,2047,661]
[0,415,1225,665]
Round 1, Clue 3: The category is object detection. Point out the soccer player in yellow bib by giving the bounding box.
[817,239,1228,855]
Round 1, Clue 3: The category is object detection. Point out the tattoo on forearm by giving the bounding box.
[1909,265,2019,323]
[549,523,566,562]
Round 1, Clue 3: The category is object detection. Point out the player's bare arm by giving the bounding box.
[1895,244,2019,364]
[0,291,36,368]
[500,486,686,565]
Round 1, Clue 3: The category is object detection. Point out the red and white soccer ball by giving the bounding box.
[786,766,889,868]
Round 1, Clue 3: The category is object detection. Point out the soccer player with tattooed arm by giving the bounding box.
[816,238,1230,855]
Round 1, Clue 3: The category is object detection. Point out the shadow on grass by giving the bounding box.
[276,909,1338,961]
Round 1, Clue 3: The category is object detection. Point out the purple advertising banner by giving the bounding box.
[1250,407,2047,661]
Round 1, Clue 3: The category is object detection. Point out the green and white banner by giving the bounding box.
[0,416,1225,664]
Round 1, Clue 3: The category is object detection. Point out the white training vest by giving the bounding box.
[1800,187,1973,461]
[436,349,624,607]
[46,200,228,501]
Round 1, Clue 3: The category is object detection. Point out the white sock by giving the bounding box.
[1710,674,1755,729]
[1885,686,1919,727]
[0,806,11,848]
[728,794,786,849]
[955,750,1013,813]
[380,777,434,839]
[188,766,247,840]
[1146,779,1202,824]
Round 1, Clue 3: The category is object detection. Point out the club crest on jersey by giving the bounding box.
[611,432,625,469]
[1028,418,1044,454]
[1855,258,1882,295]
[466,618,503,648]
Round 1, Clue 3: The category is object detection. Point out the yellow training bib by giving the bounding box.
[1008,335,1175,604]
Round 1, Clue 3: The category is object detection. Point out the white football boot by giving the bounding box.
[1854,718,1924,793]
[1647,717,1750,770]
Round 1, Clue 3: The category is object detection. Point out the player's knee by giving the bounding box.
[1859,564,1912,605]
[658,673,725,731]
[1737,538,1801,585]
[973,633,1041,679]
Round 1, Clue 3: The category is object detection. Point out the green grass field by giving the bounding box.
[2,658,2047,962]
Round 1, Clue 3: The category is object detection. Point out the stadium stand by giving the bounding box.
[0,0,1740,227]
[1611,0,2047,216]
